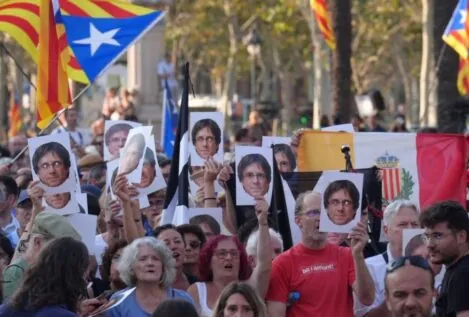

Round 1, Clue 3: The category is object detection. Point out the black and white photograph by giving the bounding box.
[318,171,364,233]
[29,133,76,194]
[190,112,224,166]
[235,145,273,206]
[117,126,152,183]
[104,120,142,161]
[43,192,79,216]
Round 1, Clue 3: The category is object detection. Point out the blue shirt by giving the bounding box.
[0,304,76,316]
[105,287,195,317]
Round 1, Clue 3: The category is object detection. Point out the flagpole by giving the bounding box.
[10,84,91,164]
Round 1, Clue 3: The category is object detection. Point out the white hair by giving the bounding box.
[383,199,419,227]
[117,237,176,288]
[246,228,284,257]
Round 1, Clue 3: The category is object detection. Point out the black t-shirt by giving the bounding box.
[436,254,469,316]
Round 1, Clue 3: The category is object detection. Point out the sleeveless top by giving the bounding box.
[195,282,213,317]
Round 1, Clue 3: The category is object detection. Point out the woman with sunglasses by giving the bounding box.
[187,204,272,317]
[178,224,207,280]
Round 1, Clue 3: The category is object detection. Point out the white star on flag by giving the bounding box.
[460,9,467,25]
[74,23,121,56]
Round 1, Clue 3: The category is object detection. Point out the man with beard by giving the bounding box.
[420,201,469,317]
[384,256,434,317]
[44,192,71,210]
[266,191,375,317]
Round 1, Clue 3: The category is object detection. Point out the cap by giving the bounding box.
[77,154,104,169]
[81,184,101,199]
[31,213,81,241]
[17,190,30,205]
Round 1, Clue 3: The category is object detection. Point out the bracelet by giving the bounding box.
[203,197,216,201]
[134,219,141,223]
[260,222,269,226]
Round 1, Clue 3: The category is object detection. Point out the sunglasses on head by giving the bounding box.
[386,255,432,274]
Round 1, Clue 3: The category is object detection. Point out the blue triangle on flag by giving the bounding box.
[60,11,164,82]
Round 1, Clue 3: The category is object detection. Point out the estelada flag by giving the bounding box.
[298,131,467,210]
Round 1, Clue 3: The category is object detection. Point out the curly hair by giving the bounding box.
[117,237,176,288]
[10,237,89,313]
[101,239,128,282]
[199,235,252,282]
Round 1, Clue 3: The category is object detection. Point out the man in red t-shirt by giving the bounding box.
[266,191,375,317]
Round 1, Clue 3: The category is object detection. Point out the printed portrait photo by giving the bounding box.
[104,120,142,161]
[134,136,166,196]
[117,126,152,183]
[235,146,273,206]
[29,133,76,194]
[403,229,426,257]
[190,112,224,166]
[43,192,78,216]
[189,208,224,238]
[318,171,364,233]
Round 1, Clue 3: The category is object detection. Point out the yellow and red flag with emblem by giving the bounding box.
[310,0,336,50]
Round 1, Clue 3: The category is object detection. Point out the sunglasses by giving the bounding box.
[386,255,432,274]
[188,241,201,249]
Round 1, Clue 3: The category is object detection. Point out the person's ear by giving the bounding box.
[295,215,302,229]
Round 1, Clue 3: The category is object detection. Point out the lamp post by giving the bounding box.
[246,28,262,115]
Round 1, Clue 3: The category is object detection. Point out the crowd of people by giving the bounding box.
[0,102,465,317]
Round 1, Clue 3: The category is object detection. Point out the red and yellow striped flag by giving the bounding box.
[36,0,71,129]
[8,94,22,138]
[310,0,336,50]
[458,57,469,95]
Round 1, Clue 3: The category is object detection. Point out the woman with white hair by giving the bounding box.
[245,228,284,268]
[104,237,195,316]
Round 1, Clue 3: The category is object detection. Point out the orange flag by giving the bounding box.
[310,0,336,50]
[458,57,469,95]
[36,0,71,129]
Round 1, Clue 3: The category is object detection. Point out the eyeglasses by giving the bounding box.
[243,172,266,181]
[386,255,432,274]
[196,136,215,144]
[214,249,240,259]
[423,231,453,243]
[329,199,352,207]
[39,161,64,170]
[299,209,321,218]
[188,240,201,249]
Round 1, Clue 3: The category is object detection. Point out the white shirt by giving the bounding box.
[354,245,394,317]
[354,245,446,317]
[157,60,177,88]
[94,233,108,279]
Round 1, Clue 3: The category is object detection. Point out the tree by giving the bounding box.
[330,0,353,123]
[434,0,460,132]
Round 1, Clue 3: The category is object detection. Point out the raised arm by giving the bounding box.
[203,158,222,208]
[248,197,272,298]
[114,175,143,243]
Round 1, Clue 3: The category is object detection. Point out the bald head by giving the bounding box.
[295,191,321,215]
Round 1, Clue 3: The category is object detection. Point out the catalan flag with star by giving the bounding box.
[310,0,336,50]
[443,0,469,59]
[53,0,165,84]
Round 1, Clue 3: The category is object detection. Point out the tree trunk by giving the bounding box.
[298,0,332,129]
[393,34,412,123]
[419,0,433,127]
[330,0,353,123]
[218,0,241,131]
[435,0,459,132]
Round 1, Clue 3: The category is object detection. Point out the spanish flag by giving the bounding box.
[36,0,71,129]
[310,0,336,50]
[298,131,467,209]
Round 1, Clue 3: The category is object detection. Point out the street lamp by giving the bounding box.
[245,27,262,113]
